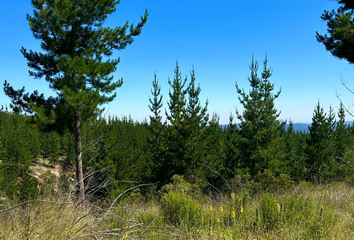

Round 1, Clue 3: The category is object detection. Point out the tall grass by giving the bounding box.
[1,177,354,239]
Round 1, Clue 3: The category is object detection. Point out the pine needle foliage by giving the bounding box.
[317,0,354,64]
[236,56,285,175]
[3,0,148,200]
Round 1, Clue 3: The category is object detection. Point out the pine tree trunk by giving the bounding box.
[74,113,85,201]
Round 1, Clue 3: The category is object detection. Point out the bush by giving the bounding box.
[39,171,57,197]
[282,192,313,224]
[160,174,197,196]
[161,190,206,229]
[17,174,40,203]
[259,192,279,231]
[255,169,294,194]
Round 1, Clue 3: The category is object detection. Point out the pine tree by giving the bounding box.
[236,56,286,175]
[306,103,335,184]
[89,116,149,197]
[41,131,61,165]
[165,62,188,177]
[285,121,306,182]
[223,114,240,178]
[3,1,148,200]
[185,68,209,175]
[147,73,167,185]
[335,103,350,160]
[203,113,226,186]
[0,111,41,200]
[166,63,188,128]
[316,0,354,63]
[331,103,351,180]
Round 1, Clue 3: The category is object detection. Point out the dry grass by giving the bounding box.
[1,181,354,239]
[29,162,62,178]
[0,199,97,239]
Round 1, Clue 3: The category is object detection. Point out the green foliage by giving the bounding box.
[17,174,40,203]
[223,114,241,179]
[259,192,279,231]
[160,175,197,196]
[3,0,148,200]
[230,172,254,193]
[202,113,226,187]
[163,64,210,184]
[0,176,351,239]
[306,103,335,184]
[4,0,148,128]
[38,171,57,198]
[340,145,354,180]
[281,192,314,224]
[0,111,41,201]
[40,131,61,165]
[58,173,71,193]
[84,117,150,198]
[159,175,209,231]
[236,56,286,175]
[184,68,209,175]
[147,74,167,186]
[165,63,189,177]
[286,122,307,182]
[255,169,294,194]
[335,103,350,159]
[161,190,206,229]
[60,129,76,170]
[317,0,354,64]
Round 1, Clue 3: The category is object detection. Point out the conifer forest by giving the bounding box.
[3,0,354,239]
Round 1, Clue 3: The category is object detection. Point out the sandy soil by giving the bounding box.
[29,159,75,179]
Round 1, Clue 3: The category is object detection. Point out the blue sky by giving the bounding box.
[1,0,354,124]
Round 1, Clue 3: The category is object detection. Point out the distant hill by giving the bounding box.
[220,121,353,133]
[288,123,311,133]
[289,121,353,133]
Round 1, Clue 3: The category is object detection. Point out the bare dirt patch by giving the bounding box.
[29,159,75,179]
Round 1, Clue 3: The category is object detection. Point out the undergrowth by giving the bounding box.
[1,174,354,239]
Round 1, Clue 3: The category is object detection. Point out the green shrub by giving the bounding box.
[259,192,279,231]
[18,174,39,202]
[282,192,314,225]
[161,190,205,229]
[58,173,70,192]
[39,171,57,197]
[255,169,294,194]
[160,174,196,196]
[230,172,254,193]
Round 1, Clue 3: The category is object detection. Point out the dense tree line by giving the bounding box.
[2,57,354,202]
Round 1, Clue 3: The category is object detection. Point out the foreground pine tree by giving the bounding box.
[3,0,148,201]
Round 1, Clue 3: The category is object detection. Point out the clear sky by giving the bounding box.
[1,0,354,124]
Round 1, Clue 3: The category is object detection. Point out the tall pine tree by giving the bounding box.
[3,0,148,200]
[165,62,188,177]
[147,73,167,185]
[185,68,209,175]
[236,56,285,175]
[335,103,350,160]
[306,103,335,184]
